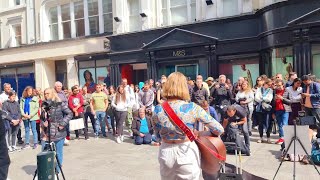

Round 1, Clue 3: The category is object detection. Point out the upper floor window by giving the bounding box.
[49,7,59,41]
[88,0,99,35]
[61,4,71,39]
[15,0,21,6]
[12,24,22,47]
[223,0,238,17]
[74,1,85,37]
[162,0,196,26]
[103,0,113,33]
[128,0,141,32]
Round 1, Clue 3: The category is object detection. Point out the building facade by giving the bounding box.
[1,0,320,94]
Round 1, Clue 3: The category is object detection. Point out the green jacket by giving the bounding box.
[20,96,39,121]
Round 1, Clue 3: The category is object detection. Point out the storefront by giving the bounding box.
[104,0,320,86]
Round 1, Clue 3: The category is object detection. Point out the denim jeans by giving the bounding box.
[23,120,38,145]
[275,110,289,138]
[41,138,65,173]
[240,122,250,149]
[95,111,106,136]
[135,133,152,145]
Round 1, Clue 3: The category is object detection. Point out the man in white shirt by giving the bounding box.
[122,78,135,137]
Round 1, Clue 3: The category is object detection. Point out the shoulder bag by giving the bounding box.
[162,101,226,174]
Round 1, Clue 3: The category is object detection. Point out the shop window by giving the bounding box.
[128,0,141,32]
[78,60,112,91]
[103,0,113,33]
[49,7,59,41]
[121,63,147,85]
[218,57,259,87]
[223,0,238,17]
[271,47,293,81]
[74,1,85,37]
[61,4,71,39]
[312,44,320,78]
[88,0,99,35]
[161,0,196,26]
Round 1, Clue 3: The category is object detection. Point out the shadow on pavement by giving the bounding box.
[22,165,36,175]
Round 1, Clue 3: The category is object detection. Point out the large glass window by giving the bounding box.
[74,1,85,37]
[49,7,59,40]
[61,4,71,39]
[312,44,320,78]
[271,47,293,81]
[103,0,113,33]
[223,0,238,17]
[12,25,22,47]
[128,0,141,32]
[219,57,260,87]
[162,0,196,26]
[88,0,99,35]
[78,60,111,92]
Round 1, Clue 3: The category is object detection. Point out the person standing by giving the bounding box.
[191,75,209,105]
[2,92,21,152]
[301,75,320,140]
[90,83,108,139]
[0,108,10,180]
[0,83,22,145]
[153,72,224,180]
[41,88,72,173]
[107,86,117,135]
[68,85,87,140]
[255,79,274,143]
[112,85,130,143]
[284,78,302,125]
[122,78,135,137]
[20,86,39,149]
[82,86,96,135]
[55,81,70,145]
[235,81,254,136]
[138,81,154,113]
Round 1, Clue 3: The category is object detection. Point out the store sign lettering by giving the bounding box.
[173,50,186,57]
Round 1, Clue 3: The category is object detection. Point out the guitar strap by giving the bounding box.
[161,101,226,161]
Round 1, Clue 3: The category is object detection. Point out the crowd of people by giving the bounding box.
[1,70,320,179]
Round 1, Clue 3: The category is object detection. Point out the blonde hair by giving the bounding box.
[162,72,190,101]
[44,88,61,102]
[241,81,252,94]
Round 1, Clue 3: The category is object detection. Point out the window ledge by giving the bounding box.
[0,5,27,16]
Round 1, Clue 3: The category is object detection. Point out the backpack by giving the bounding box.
[311,141,320,165]
[223,124,250,155]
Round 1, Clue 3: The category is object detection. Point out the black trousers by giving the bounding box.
[17,128,22,141]
[114,111,128,136]
[0,133,10,180]
[256,112,273,138]
[84,112,96,133]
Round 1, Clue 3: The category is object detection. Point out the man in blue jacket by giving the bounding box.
[301,75,320,139]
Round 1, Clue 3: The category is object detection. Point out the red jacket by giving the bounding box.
[275,89,285,111]
[68,94,84,114]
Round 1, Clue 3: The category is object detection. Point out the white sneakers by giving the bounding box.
[64,138,70,146]
[116,135,124,144]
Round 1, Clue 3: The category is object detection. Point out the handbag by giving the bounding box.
[69,118,85,131]
[161,101,226,174]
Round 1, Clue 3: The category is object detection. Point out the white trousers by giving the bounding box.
[158,141,201,180]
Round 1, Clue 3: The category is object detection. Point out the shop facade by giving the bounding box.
[103,0,320,86]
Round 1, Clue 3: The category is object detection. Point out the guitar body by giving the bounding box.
[196,131,227,174]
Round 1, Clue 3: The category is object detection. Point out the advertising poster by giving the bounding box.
[232,64,259,88]
[272,56,293,81]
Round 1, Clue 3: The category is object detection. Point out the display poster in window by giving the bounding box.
[272,56,293,81]
[96,67,110,86]
[232,64,259,88]
[79,68,96,94]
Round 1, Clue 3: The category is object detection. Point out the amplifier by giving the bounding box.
[37,151,55,180]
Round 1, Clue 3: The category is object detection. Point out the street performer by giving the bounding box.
[153,72,224,180]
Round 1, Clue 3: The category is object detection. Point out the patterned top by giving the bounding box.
[152,100,224,141]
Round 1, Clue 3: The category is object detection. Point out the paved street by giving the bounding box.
[7,128,320,180]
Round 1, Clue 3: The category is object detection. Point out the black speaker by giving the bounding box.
[37,151,55,180]
[300,116,317,126]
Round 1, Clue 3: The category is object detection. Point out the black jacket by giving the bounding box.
[40,101,73,142]
[132,115,153,136]
[2,100,21,122]
[0,110,10,178]
[191,85,209,105]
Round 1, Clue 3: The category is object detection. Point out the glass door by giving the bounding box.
[175,64,198,80]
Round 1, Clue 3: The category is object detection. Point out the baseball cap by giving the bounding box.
[205,77,214,82]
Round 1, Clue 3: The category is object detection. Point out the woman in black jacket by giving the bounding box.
[41,88,73,172]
